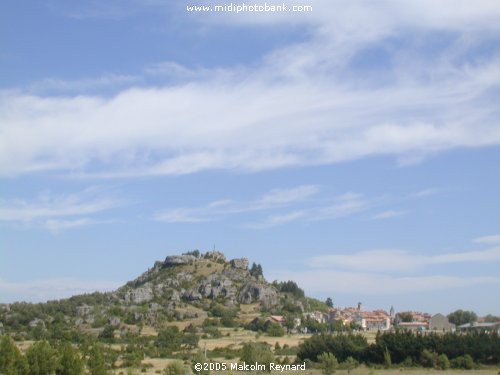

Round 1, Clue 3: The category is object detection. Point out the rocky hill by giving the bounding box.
[0,250,323,338]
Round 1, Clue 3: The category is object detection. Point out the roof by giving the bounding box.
[398,322,428,327]
[459,322,500,328]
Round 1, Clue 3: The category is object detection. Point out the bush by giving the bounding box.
[401,357,413,367]
[98,325,115,343]
[451,354,475,369]
[57,343,84,375]
[266,323,285,337]
[420,349,437,368]
[436,354,450,370]
[342,357,358,374]
[87,343,108,375]
[26,341,58,375]
[317,353,338,375]
[164,361,185,375]
[191,352,209,375]
[0,336,29,375]
[240,343,274,372]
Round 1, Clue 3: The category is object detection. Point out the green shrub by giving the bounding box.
[436,354,450,370]
[342,356,358,374]
[451,354,475,369]
[0,336,29,375]
[317,352,338,375]
[164,361,185,375]
[56,343,84,375]
[420,349,437,368]
[26,341,58,375]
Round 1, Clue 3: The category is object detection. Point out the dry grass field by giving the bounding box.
[115,361,500,375]
[199,328,313,350]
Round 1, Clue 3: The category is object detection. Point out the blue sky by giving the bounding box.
[1,0,500,315]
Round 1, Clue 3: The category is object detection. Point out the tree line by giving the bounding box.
[297,331,500,369]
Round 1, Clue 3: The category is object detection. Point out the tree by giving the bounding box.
[397,312,413,323]
[451,354,475,370]
[436,354,450,370]
[87,344,107,375]
[325,298,333,308]
[191,351,209,375]
[249,263,263,278]
[240,342,274,372]
[382,347,391,369]
[155,327,181,351]
[317,353,338,375]
[0,336,29,375]
[483,314,500,323]
[182,332,200,349]
[26,341,58,375]
[420,349,437,368]
[343,357,358,374]
[283,315,297,332]
[56,343,84,375]
[447,310,477,326]
[266,322,285,337]
[164,361,185,375]
[98,325,114,342]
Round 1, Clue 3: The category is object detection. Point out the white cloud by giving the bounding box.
[154,185,319,223]
[1,2,500,177]
[248,210,307,228]
[0,187,121,232]
[309,248,500,273]
[0,277,121,303]
[28,74,139,94]
[43,218,116,234]
[413,187,450,198]
[155,187,371,226]
[473,234,500,245]
[270,238,500,295]
[309,193,368,221]
[269,269,500,295]
[371,210,406,220]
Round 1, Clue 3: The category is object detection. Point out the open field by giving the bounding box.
[199,328,313,350]
[118,361,500,375]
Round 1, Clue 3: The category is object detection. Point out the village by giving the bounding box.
[264,303,500,334]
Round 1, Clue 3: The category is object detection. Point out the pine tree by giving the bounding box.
[56,343,84,375]
[0,336,29,375]
[87,344,107,375]
[27,341,58,375]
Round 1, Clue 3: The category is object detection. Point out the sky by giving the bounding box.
[1,0,500,315]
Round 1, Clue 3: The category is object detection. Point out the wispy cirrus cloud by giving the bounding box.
[370,210,407,220]
[309,247,500,273]
[154,185,320,223]
[154,186,372,227]
[473,234,500,245]
[0,277,121,303]
[270,241,500,296]
[28,74,140,95]
[0,187,122,232]
[2,1,500,178]
[269,269,500,296]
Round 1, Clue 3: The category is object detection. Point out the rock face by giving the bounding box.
[124,285,153,304]
[76,304,91,316]
[163,255,196,267]
[238,282,279,307]
[29,318,45,328]
[204,251,227,262]
[108,316,121,326]
[230,258,249,270]
[182,290,202,301]
[198,274,236,299]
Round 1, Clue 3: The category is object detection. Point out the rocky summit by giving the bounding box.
[0,250,318,336]
[117,251,279,309]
